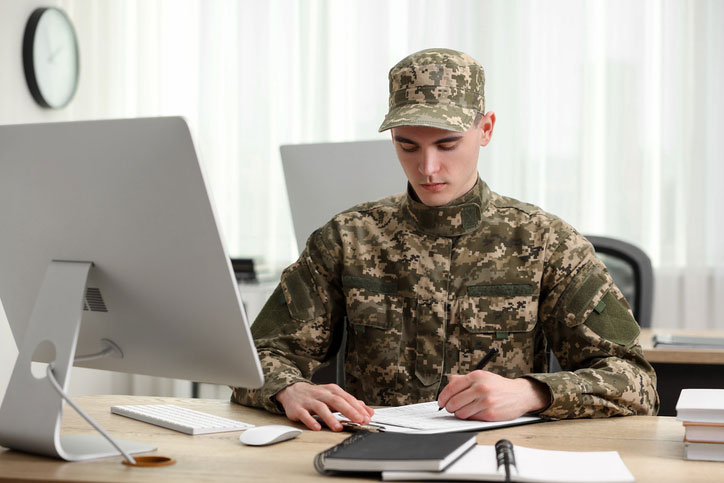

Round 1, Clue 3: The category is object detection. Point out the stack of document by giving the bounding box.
[676,388,724,462]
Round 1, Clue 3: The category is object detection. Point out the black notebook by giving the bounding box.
[314,431,477,473]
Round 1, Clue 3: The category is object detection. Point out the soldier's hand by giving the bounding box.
[437,371,550,421]
[274,382,374,431]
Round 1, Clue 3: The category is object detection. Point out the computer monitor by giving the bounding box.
[0,117,263,460]
[280,140,408,254]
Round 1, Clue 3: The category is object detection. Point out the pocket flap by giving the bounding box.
[459,293,538,334]
[467,283,535,297]
[342,274,398,295]
[345,286,403,330]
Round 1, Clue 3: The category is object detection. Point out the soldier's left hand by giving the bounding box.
[437,371,550,421]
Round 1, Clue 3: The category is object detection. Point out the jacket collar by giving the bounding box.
[401,177,491,237]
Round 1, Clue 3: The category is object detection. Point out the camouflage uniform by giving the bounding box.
[232,48,659,419]
[233,179,658,418]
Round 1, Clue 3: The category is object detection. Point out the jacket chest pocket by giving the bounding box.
[456,284,539,377]
[343,282,404,392]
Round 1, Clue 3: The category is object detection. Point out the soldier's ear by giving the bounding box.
[479,111,496,147]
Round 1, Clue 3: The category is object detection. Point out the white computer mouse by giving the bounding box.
[239,425,302,446]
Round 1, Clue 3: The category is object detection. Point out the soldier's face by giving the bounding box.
[391,112,495,206]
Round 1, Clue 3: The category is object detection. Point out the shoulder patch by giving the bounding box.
[280,262,327,321]
[584,291,640,346]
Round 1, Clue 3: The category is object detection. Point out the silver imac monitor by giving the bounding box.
[280,140,408,253]
[0,117,263,461]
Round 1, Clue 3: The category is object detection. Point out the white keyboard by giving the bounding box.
[111,404,254,435]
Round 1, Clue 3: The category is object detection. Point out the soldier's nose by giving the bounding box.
[419,150,440,176]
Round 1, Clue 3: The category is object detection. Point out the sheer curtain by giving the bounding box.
[67,0,724,324]
[2,0,721,401]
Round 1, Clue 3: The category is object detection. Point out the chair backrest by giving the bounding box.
[280,140,406,254]
[585,235,654,329]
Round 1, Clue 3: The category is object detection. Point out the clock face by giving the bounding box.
[23,8,80,109]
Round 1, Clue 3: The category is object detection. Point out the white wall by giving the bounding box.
[3,0,723,402]
[0,0,130,402]
[0,0,280,404]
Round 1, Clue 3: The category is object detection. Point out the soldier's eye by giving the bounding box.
[400,143,418,152]
[438,143,456,151]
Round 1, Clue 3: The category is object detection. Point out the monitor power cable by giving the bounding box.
[45,363,136,465]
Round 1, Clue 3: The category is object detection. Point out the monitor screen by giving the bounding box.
[0,117,263,389]
[280,140,408,254]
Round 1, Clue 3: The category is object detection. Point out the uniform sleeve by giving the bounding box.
[525,221,660,419]
[231,224,346,414]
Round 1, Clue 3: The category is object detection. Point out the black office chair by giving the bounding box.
[549,235,654,372]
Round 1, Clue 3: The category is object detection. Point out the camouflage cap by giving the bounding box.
[379,48,485,133]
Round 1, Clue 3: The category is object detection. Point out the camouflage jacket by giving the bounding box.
[233,179,659,419]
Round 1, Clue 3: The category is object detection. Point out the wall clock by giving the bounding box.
[23,7,80,109]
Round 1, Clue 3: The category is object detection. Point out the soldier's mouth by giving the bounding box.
[420,183,446,192]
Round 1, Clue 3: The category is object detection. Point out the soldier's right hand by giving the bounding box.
[274,382,374,431]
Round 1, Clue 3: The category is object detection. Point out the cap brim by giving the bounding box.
[378,103,478,133]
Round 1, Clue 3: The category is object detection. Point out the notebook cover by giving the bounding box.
[315,431,476,472]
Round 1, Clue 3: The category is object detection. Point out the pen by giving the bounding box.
[495,439,516,482]
[474,346,499,370]
[437,346,499,411]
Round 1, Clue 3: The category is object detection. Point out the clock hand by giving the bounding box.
[48,45,65,63]
[44,28,52,52]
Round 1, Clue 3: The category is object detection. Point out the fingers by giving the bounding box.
[284,396,343,432]
[363,403,375,417]
[437,373,473,409]
[324,384,373,424]
[453,397,493,420]
[277,382,372,432]
[310,399,345,431]
[295,409,323,431]
[438,373,539,422]
[439,371,503,419]
[445,389,484,419]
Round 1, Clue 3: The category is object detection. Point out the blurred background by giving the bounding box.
[1,0,722,399]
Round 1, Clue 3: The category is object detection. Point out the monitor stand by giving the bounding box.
[0,261,156,461]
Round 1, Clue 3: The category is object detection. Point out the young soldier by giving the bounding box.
[232,48,659,431]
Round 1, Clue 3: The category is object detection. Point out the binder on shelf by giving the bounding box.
[652,333,724,349]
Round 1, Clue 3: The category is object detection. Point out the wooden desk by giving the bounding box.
[640,328,724,364]
[1,395,723,482]
[640,328,724,416]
